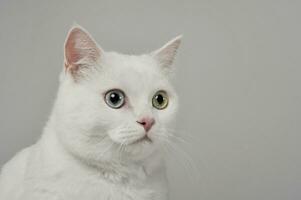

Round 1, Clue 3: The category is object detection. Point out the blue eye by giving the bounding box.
[105,89,125,109]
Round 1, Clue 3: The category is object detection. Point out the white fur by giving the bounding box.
[0,25,181,200]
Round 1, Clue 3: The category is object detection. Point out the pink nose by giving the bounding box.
[137,117,155,132]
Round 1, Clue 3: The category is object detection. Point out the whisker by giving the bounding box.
[165,129,195,142]
[153,129,205,187]
[99,142,115,157]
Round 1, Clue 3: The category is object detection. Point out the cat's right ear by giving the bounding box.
[64,25,103,79]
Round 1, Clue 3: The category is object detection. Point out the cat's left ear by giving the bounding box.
[151,35,182,74]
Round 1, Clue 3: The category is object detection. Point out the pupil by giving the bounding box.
[156,94,164,104]
[110,93,120,104]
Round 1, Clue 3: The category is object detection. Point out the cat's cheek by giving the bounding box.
[107,132,123,144]
[155,111,176,126]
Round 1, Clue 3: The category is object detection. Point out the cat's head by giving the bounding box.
[53,25,181,164]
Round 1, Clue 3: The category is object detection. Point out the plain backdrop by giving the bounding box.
[0,0,300,200]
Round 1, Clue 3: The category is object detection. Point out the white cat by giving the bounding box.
[0,25,181,200]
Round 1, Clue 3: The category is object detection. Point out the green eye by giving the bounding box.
[152,91,169,110]
[105,89,125,109]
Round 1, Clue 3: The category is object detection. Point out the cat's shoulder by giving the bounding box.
[0,145,35,199]
[1,145,34,174]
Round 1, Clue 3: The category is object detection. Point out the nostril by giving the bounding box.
[137,121,146,126]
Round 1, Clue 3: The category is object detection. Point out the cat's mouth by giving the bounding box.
[130,135,152,145]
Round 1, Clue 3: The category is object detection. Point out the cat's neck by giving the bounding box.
[38,117,158,183]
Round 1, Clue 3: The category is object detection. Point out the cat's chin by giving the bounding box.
[112,139,159,161]
[128,135,153,145]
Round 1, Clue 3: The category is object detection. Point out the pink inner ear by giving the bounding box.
[65,28,84,65]
[64,27,100,69]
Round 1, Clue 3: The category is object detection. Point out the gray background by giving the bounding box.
[0,0,300,199]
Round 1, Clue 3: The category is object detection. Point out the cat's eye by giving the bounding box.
[105,89,125,109]
[152,91,169,110]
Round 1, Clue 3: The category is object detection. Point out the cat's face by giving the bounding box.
[54,26,181,163]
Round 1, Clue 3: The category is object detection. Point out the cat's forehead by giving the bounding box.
[101,52,168,92]
[104,52,158,73]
